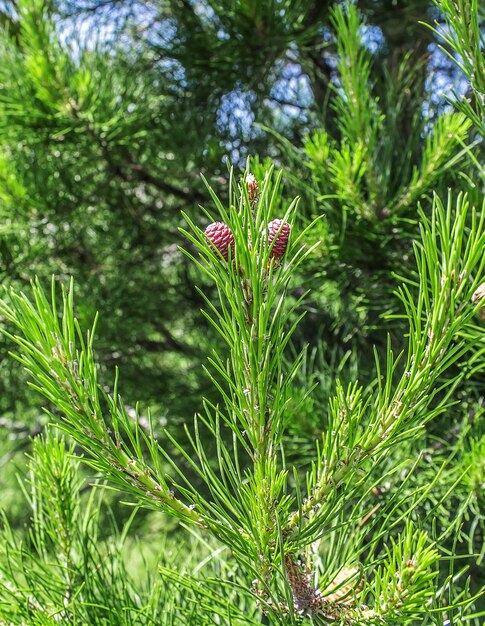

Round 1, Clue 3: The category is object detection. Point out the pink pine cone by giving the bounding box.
[268,219,291,258]
[204,221,234,260]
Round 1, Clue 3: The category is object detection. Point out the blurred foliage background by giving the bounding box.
[0,0,483,622]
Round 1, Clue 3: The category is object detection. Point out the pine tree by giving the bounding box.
[1,164,484,623]
[0,1,484,624]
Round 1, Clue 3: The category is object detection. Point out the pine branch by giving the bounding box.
[0,280,201,524]
[0,164,484,624]
[429,0,485,139]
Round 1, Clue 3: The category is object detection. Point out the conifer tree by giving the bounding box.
[1,165,484,623]
[0,1,484,625]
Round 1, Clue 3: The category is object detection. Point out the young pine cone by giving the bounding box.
[204,221,234,260]
[268,219,291,258]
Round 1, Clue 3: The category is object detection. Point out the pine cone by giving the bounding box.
[268,219,290,258]
[204,221,234,260]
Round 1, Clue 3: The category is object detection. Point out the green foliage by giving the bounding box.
[0,0,214,421]
[302,4,471,222]
[1,167,484,624]
[0,1,484,625]
[0,432,159,624]
[0,431,260,625]
[279,2,477,400]
[431,0,485,138]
